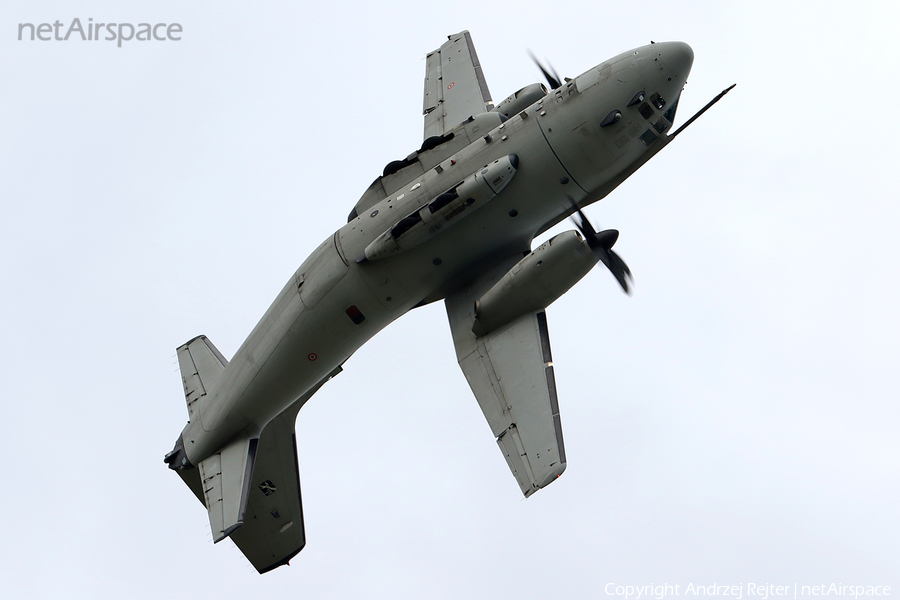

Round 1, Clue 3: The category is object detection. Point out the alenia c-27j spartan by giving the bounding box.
[165,31,733,573]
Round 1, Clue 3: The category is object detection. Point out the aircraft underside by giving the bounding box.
[166,30,731,572]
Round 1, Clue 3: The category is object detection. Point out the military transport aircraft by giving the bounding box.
[165,31,733,573]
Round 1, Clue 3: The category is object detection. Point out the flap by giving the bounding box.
[424,30,493,138]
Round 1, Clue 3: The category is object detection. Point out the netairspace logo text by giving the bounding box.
[18,18,181,47]
[604,584,892,600]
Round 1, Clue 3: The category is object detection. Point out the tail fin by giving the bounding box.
[176,335,228,420]
[228,410,307,572]
[170,416,307,571]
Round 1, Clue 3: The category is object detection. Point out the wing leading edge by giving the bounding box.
[446,260,566,497]
[423,31,493,139]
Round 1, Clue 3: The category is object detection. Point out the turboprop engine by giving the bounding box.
[473,209,633,337]
[362,154,519,261]
[495,83,548,118]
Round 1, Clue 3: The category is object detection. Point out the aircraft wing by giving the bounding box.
[423,31,494,139]
[445,259,567,497]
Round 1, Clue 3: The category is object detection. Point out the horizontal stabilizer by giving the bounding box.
[177,335,228,420]
[199,435,258,543]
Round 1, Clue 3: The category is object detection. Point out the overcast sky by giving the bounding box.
[2,1,898,598]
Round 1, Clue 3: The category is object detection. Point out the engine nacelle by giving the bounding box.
[473,230,599,336]
[363,154,519,261]
[495,83,548,118]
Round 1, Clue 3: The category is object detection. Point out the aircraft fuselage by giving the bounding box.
[175,41,695,470]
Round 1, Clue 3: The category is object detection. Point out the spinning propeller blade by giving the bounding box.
[528,50,563,90]
[571,208,633,294]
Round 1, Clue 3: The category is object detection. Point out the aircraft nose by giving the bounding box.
[660,41,694,79]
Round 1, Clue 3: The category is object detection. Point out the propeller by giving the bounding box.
[527,50,563,90]
[571,208,633,294]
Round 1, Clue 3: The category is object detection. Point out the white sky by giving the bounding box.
[2,1,898,598]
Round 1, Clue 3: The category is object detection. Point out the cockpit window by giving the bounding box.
[663,97,680,123]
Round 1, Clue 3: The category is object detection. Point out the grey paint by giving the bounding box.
[166,33,724,571]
